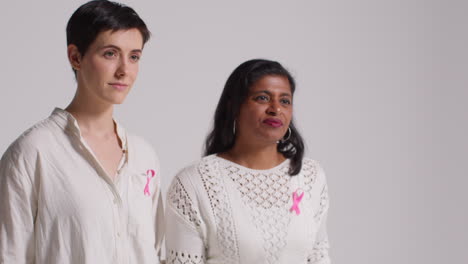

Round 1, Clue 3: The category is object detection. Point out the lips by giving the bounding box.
[263,118,283,128]
[109,82,128,91]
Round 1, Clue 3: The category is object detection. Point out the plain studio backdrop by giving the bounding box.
[1,0,467,263]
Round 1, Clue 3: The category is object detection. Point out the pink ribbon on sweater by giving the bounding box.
[144,169,156,196]
[290,190,304,215]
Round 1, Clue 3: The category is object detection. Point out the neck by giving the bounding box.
[221,139,285,170]
[65,90,115,136]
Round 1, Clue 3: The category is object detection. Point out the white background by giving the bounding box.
[1,0,467,263]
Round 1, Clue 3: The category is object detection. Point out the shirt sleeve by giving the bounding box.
[165,171,206,264]
[0,148,37,264]
[150,152,165,262]
[153,188,165,261]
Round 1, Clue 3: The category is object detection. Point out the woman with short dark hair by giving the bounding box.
[0,1,163,263]
[165,59,331,263]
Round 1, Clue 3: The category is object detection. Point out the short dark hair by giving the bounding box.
[66,0,150,58]
[204,59,305,176]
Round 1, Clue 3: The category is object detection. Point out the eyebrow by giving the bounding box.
[99,44,142,53]
[251,90,292,97]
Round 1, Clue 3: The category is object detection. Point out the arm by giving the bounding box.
[165,174,206,264]
[153,190,165,261]
[152,155,165,261]
[307,211,331,264]
[0,149,37,264]
[307,164,331,264]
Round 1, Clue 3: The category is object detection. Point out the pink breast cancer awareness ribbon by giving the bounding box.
[290,190,304,215]
[144,169,156,196]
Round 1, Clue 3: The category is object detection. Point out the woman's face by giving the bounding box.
[73,28,143,105]
[236,75,293,145]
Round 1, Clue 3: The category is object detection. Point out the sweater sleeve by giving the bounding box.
[165,169,206,264]
[307,210,331,263]
[307,163,331,264]
[0,147,37,264]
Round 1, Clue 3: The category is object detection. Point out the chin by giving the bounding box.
[113,98,127,105]
[106,94,129,105]
[258,133,283,144]
[99,98,125,106]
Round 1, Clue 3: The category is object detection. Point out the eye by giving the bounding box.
[103,50,117,58]
[130,54,141,62]
[254,95,269,102]
[280,98,292,105]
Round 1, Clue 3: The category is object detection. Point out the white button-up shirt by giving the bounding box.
[0,108,164,264]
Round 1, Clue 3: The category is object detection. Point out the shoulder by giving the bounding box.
[302,158,326,175]
[169,155,219,190]
[127,133,158,157]
[301,157,328,189]
[126,132,160,170]
[0,116,59,181]
[172,156,212,184]
[166,160,202,212]
[2,116,58,163]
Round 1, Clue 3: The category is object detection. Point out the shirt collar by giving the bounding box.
[51,107,127,152]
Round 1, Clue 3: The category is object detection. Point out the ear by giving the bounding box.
[67,44,82,71]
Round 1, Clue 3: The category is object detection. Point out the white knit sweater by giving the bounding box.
[165,155,330,264]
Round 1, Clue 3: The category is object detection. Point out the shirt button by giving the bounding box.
[117,232,121,237]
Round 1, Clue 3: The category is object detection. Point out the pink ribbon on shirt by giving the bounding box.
[290,190,304,215]
[144,169,156,196]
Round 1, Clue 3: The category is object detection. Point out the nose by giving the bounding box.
[115,57,128,78]
[266,100,281,116]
